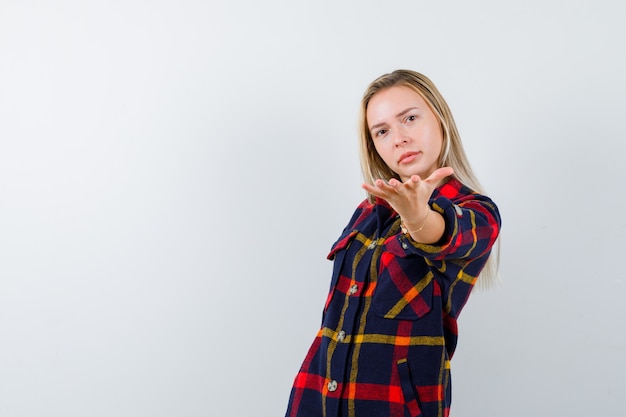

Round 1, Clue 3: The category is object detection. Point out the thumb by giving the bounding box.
[426,167,454,183]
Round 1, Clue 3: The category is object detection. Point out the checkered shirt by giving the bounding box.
[285,178,501,417]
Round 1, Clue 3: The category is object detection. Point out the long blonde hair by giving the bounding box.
[358,69,500,288]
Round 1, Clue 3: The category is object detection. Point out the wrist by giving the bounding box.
[401,209,431,234]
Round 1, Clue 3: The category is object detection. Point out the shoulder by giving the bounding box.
[433,178,501,226]
[436,178,496,205]
[346,198,376,230]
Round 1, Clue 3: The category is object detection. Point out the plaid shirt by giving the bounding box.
[285,178,501,417]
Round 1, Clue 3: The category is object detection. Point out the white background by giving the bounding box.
[1,1,625,416]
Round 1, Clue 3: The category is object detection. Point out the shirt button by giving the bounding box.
[349,284,358,295]
[337,330,346,342]
[402,242,409,250]
[367,240,376,250]
[454,204,463,217]
[327,380,338,392]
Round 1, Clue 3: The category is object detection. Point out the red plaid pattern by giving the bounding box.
[286,179,501,417]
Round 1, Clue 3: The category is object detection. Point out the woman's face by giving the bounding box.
[366,86,443,182]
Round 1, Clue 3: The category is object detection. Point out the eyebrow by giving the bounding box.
[369,107,420,132]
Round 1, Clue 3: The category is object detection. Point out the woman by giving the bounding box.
[285,69,501,417]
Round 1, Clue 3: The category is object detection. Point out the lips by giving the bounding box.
[398,151,420,164]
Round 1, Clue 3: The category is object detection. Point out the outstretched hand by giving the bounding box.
[361,167,454,226]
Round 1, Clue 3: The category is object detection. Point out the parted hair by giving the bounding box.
[358,69,500,288]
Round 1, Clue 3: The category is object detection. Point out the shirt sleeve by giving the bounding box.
[402,193,501,261]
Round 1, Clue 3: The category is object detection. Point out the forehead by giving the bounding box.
[366,86,429,121]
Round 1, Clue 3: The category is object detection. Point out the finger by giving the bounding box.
[374,179,397,193]
[425,167,454,183]
[361,182,389,198]
[388,178,403,189]
[396,175,420,192]
[407,175,421,187]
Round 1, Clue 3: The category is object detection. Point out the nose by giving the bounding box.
[393,130,409,147]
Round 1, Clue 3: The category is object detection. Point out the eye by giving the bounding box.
[405,115,416,122]
[375,129,387,137]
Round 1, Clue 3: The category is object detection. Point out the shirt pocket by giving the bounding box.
[372,253,434,320]
[323,230,359,314]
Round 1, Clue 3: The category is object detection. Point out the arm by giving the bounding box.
[362,168,500,261]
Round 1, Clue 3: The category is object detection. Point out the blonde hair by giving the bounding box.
[358,69,500,289]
